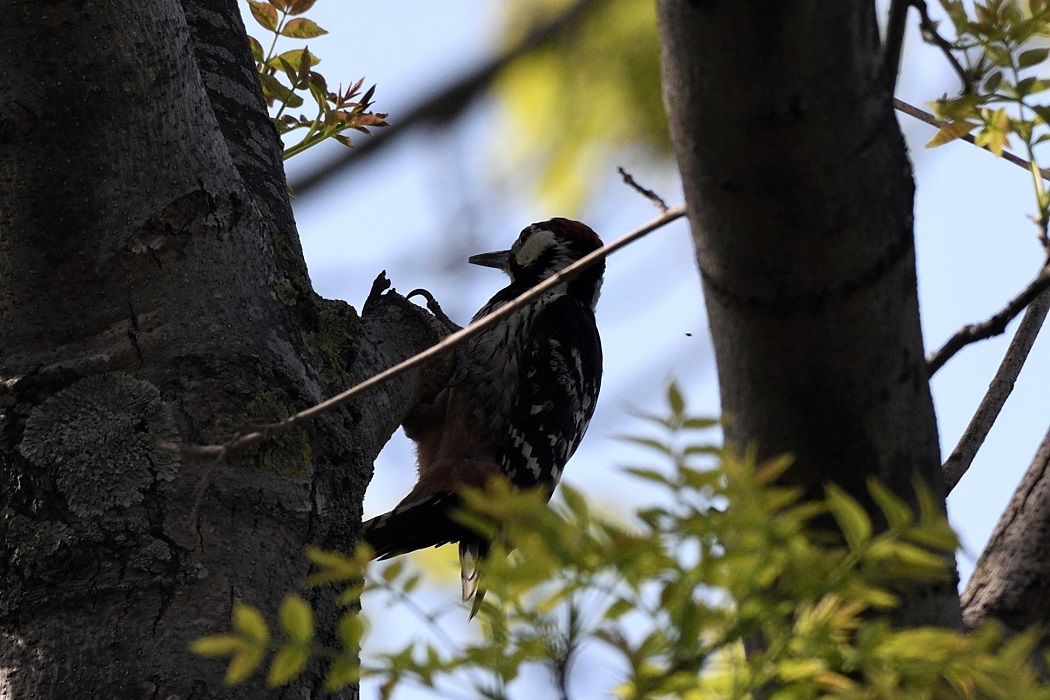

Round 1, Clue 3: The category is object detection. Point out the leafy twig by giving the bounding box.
[893,99,1050,180]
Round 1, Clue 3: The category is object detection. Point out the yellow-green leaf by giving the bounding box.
[189,634,242,657]
[925,120,976,148]
[248,1,278,31]
[232,602,269,644]
[281,17,327,38]
[267,645,310,687]
[226,646,266,686]
[325,656,361,693]
[278,594,314,643]
[825,484,872,551]
[247,35,264,64]
[867,479,912,529]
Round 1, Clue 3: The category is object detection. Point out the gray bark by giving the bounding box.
[0,0,444,696]
[962,425,1050,633]
[656,0,961,627]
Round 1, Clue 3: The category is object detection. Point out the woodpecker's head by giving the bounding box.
[469,218,604,309]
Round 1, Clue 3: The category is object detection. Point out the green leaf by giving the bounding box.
[336,613,364,650]
[667,382,685,418]
[925,120,976,148]
[189,634,242,657]
[232,602,269,644]
[247,1,278,31]
[622,466,671,485]
[267,645,310,687]
[984,70,1003,92]
[824,484,872,551]
[985,44,1013,66]
[1018,47,1049,67]
[226,645,266,686]
[247,35,264,64]
[281,17,327,38]
[325,656,360,693]
[259,73,304,108]
[278,594,313,643]
[380,558,404,584]
[618,436,672,455]
[867,479,912,529]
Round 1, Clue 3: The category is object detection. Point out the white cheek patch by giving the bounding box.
[514,229,556,268]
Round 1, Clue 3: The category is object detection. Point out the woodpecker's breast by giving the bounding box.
[452,291,602,492]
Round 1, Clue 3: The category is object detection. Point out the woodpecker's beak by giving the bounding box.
[467,250,512,271]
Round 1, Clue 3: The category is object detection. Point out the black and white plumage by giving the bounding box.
[361,218,604,604]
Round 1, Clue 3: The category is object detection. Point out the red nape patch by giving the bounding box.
[545,217,603,250]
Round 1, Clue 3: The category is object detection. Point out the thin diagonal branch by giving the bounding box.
[157,205,687,458]
[927,263,1050,375]
[893,99,1050,180]
[942,288,1050,492]
[617,166,668,212]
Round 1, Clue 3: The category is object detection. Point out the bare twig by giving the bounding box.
[912,0,973,93]
[942,289,1050,492]
[927,264,1050,375]
[156,205,687,458]
[882,0,911,92]
[893,99,1050,181]
[617,167,669,212]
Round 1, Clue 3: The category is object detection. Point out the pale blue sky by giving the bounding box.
[254,2,1050,696]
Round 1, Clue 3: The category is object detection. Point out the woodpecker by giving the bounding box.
[362,218,604,606]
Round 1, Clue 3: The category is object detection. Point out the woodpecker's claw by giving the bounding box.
[407,288,462,333]
[408,288,469,387]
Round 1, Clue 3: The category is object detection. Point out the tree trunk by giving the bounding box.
[0,1,444,695]
[656,0,962,627]
[962,425,1050,633]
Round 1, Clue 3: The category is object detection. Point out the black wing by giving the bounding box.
[497,296,602,492]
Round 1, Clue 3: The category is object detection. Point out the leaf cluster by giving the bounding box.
[193,384,1050,697]
[245,0,386,160]
[927,0,1050,235]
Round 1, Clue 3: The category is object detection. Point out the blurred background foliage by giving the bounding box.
[493,0,670,211]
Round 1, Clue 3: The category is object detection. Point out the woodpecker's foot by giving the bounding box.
[408,288,468,387]
[407,288,461,333]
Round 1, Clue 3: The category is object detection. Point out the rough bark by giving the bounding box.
[656,0,961,627]
[962,425,1050,634]
[0,0,446,696]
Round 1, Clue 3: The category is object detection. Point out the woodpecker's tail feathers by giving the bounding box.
[361,494,462,560]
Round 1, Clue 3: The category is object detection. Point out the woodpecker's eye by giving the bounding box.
[512,227,557,269]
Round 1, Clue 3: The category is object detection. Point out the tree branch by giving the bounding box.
[893,99,1050,180]
[942,289,1050,492]
[288,0,601,198]
[912,0,972,93]
[926,264,1050,375]
[617,166,669,212]
[157,205,687,457]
